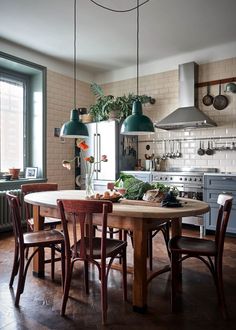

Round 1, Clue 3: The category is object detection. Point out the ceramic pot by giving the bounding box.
[8,168,20,179]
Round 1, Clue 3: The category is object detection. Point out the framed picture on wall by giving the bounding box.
[25,167,38,179]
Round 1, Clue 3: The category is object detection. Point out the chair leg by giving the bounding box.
[9,243,19,288]
[162,222,171,260]
[148,231,153,271]
[101,271,108,325]
[171,251,179,312]
[215,259,228,319]
[50,246,55,281]
[84,260,89,294]
[25,247,29,260]
[61,243,65,289]
[122,247,127,301]
[61,261,73,316]
[15,250,25,306]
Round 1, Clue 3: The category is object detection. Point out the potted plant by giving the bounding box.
[89,82,155,122]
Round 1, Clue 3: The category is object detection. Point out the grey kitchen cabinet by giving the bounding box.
[204,175,236,234]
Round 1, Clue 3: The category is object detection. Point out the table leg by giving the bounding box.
[32,205,45,277]
[171,217,182,288]
[132,220,147,313]
[171,217,182,237]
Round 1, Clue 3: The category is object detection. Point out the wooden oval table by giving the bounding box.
[24,190,210,312]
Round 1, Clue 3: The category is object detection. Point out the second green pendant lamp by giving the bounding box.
[120,0,154,136]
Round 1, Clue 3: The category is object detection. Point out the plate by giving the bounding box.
[99,195,122,203]
[89,193,122,203]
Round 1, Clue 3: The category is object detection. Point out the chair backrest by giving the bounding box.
[21,183,58,222]
[57,199,113,262]
[215,194,233,257]
[21,183,58,194]
[6,192,24,246]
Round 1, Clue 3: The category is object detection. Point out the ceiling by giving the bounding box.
[1,0,236,74]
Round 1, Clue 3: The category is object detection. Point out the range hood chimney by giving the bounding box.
[155,62,217,130]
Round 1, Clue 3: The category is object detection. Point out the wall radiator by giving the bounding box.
[0,189,22,232]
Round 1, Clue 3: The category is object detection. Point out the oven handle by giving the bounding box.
[171,184,203,189]
[185,185,203,189]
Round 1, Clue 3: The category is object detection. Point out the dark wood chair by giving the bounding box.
[21,183,62,277]
[21,183,61,231]
[57,198,127,324]
[169,194,233,318]
[6,192,65,307]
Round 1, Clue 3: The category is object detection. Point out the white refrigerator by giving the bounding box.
[76,120,138,191]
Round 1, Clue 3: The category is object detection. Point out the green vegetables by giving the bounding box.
[115,172,179,200]
[123,177,153,200]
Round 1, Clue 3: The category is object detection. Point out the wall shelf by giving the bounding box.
[196,77,236,88]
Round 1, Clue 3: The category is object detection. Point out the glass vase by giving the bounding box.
[85,172,94,197]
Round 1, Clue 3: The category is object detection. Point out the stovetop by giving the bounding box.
[152,168,219,184]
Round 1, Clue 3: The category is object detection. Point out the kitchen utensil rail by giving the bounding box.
[139,135,236,143]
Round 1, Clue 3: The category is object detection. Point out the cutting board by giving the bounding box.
[120,199,161,207]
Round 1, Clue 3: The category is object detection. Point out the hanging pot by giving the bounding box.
[197,141,205,156]
[213,83,228,110]
[202,84,213,106]
[206,141,214,156]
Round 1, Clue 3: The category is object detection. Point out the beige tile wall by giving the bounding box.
[46,70,93,189]
[46,57,236,189]
[102,58,236,173]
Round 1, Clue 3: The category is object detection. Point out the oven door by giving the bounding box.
[173,184,203,200]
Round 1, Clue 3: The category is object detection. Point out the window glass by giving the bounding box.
[0,77,24,172]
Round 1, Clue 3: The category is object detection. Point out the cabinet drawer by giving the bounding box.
[205,207,236,234]
[204,175,236,190]
[204,189,236,205]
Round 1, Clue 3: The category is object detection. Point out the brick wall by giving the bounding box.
[46,70,93,189]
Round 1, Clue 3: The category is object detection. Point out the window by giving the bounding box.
[0,75,25,172]
[0,51,46,179]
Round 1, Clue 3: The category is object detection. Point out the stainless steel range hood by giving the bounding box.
[155,62,217,130]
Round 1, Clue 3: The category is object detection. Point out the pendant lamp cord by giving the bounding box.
[74,0,77,110]
[136,0,139,97]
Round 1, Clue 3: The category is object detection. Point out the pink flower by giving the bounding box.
[62,160,71,170]
[101,155,108,162]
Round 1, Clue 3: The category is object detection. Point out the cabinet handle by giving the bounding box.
[222,177,233,181]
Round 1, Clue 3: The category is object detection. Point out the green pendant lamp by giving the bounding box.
[60,0,88,139]
[121,0,154,136]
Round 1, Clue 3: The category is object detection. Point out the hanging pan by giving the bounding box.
[202,84,213,106]
[213,83,228,110]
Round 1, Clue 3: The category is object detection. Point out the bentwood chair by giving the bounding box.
[169,194,233,318]
[57,199,127,324]
[21,183,62,277]
[21,183,61,231]
[6,192,65,307]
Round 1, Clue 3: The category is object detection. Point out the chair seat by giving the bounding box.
[23,229,64,246]
[28,217,61,227]
[169,236,217,256]
[74,237,127,259]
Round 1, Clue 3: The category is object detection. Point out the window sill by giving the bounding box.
[0,178,47,191]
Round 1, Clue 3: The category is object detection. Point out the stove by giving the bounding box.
[152,167,219,236]
[152,167,218,194]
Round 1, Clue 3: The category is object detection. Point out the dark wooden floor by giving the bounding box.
[0,227,236,330]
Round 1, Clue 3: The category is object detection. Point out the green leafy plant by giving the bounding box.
[89,82,155,122]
